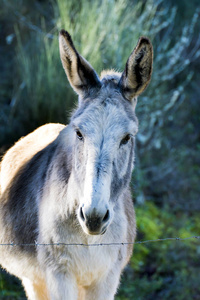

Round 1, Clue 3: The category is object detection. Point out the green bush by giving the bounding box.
[117,203,200,299]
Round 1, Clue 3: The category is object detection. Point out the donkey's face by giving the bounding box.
[59,30,153,235]
[70,88,138,235]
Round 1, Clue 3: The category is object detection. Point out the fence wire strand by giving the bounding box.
[0,236,200,247]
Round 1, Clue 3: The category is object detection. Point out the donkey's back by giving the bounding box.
[0,30,153,300]
[0,123,65,194]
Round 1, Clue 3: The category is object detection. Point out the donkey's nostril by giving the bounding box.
[80,207,85,221]
[79,206,111,234]
[103,210,110,223]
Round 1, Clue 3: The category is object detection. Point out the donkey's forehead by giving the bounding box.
[71,88,138,136]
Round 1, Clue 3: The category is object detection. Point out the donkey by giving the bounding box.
[0,30,153,300]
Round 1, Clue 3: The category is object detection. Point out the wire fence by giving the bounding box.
[0,235,199,247]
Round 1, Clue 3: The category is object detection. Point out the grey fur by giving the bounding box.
[0,30,153,299]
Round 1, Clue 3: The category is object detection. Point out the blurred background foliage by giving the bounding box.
[0,0,200,299]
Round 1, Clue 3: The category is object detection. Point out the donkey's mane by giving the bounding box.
[100,70,122,81]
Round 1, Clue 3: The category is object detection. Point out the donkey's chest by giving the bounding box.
[53,234,120,286]
[70,245,115,285]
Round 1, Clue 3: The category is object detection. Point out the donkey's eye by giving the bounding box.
[76,130,83,141]
[120,134,131,146]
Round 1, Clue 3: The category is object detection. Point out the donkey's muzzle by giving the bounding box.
[79,206,110,235]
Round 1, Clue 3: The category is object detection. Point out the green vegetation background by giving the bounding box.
[0,0,200,299]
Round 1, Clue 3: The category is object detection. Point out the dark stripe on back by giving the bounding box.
[1,142,57,253]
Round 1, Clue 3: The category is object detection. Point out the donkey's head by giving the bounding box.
[59,30,153,235]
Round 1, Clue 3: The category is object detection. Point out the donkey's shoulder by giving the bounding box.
[0,124,66,247]
[0,123,65,193]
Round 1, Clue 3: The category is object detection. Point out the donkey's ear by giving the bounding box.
[119,37,153,102]
[59,30,101,97]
